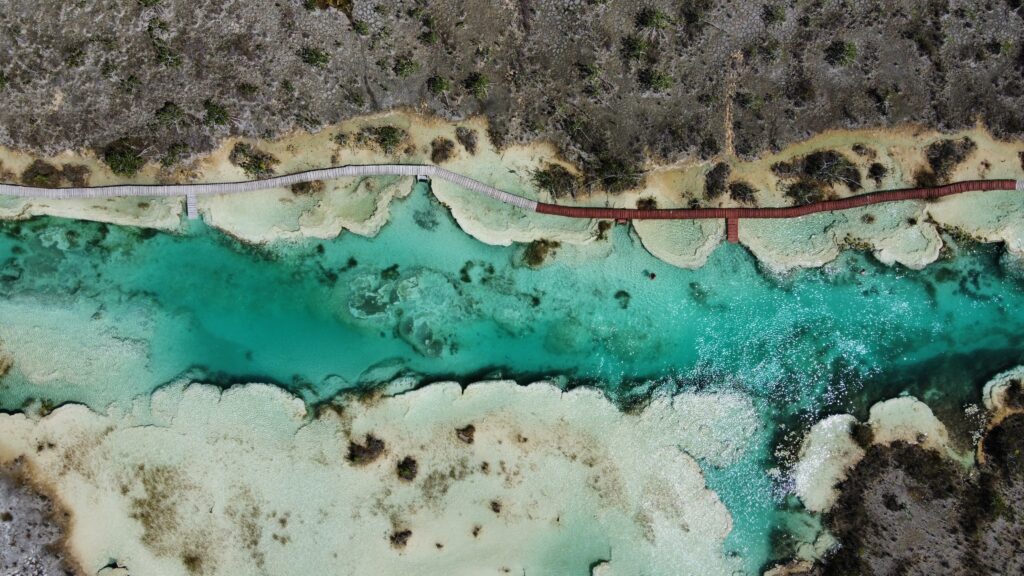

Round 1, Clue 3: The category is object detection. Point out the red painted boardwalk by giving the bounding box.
[535,179,1017,220]
[726,218,739,243]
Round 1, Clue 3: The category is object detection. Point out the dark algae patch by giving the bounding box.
[396,456,418,481]
[456,425,475,444]
[347,434,385,465]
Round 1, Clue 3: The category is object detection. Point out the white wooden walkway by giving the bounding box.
[0,164,539,219]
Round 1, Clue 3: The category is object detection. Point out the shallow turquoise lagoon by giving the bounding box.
[2,183,1023,573]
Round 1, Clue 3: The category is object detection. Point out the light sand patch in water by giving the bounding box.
[0,381,755,576]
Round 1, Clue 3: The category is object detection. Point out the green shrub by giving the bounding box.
[0,72,7,91]
[103,139,146,177]
[229,143,278,178]
[154,101,183,126]
[430,138,455,164]
[463,72,490,98]
[360,125,407,154]
[635,7,671,29]
[426,76,450,94]
[203,100,229,126]
[728,181,757,203]
[392,54,420,77]
[761,3,785,25]
[620,35,650,60]
[161,143,189,167]
[236,82,258,96]
[21,160,62,188]
[704,162,731,199]
[638,67,671,92]
[532,164,581,199]
[299,46,330,67]
[824,40,857,66]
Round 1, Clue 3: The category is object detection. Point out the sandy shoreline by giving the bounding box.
[0,112,1022,271]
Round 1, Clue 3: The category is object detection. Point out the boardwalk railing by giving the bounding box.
[0,164,1019,243]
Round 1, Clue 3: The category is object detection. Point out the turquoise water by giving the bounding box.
[2,183,1023,573]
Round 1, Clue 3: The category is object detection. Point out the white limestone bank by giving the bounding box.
[792,396,962,515]
[1,114,1022,272]
[0,381,755,576]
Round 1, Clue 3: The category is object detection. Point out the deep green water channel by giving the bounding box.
[2,184,1023,572]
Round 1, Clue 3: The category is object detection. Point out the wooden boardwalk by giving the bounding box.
[0,165,1018,240]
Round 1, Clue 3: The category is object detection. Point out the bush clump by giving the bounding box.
[463,73,490,99]
[728,181,757,203]
[298,46,330,68]
[803,150,862,190]
[785,178,827,204]
[587,152,644,194]
[360,125,407,155]
[103,139,146,177]
[396,456,418,481]
[916,137,977,186]
[228,142,278,178]
[704,162,731,199]
[455,127,478,154]
[430,137,455,164]
[203,100,229,126]
[392,54,420,77]
[426,76,450,95]
[824,40,857,66]
[638,67,672,92]
[532,164,581,199]
[868,162,887,185]
[21,160,62,188]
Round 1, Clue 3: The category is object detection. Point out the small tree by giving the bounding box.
[427,76,450,95]
[463,72,490,99]
[638,67,671,92]
[103,139,146,177]
[299,46,330,68]
[824,40,857,66]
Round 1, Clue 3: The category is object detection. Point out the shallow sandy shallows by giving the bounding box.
[0,381,759,576]
[1,113,1022,271]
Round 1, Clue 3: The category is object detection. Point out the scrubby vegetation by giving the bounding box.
[728,181,756,203]
[532,164,580,199]
[103,139,146,177]
[704,162,731,199]
[358,125,407,155]
[772,149,862,205]
[916,137,977,187]
[430,137,455,164]
[455,127,477,154]
[228,143,278,178]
